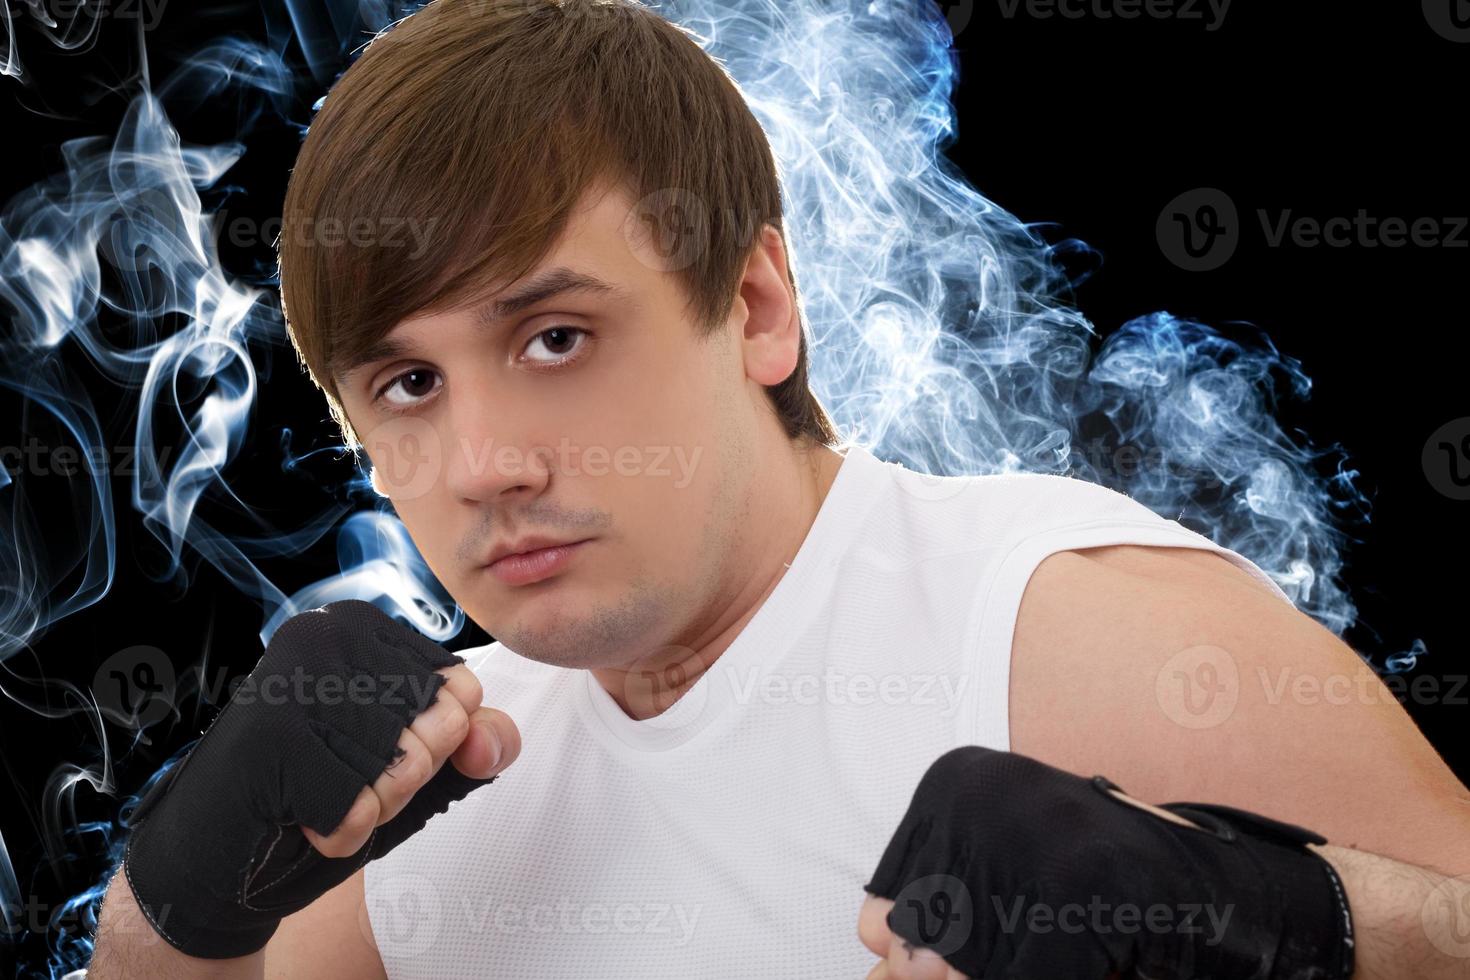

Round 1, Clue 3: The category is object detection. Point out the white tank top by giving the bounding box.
[363,441,1290,977]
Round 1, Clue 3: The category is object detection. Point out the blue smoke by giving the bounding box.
[0,0,1408,975]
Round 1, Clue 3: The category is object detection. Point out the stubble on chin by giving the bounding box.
[494,574,667,671]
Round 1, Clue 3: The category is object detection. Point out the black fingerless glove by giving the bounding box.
[864,746,1354,980]
[121,599,498,959]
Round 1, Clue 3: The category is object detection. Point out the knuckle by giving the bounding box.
[459,669,484,706]
[386,740,432,791]
[318,794,375,855]
[416,701,468,758]
[440,704,471,748]
[441,665,483,711]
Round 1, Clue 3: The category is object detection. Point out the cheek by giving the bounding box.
[383,501,458,579]
[361,416,451,502]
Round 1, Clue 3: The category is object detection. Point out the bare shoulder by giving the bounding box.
[1007,543,1470,874]
[263,865,387,980]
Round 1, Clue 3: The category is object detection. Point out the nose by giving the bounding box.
[441,389,553,505]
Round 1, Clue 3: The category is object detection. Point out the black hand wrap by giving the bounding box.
[121,599,498,959]
[863,746,1354,980]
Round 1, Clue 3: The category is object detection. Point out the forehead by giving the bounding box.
[554,178,680,277]
[467,178,677,316]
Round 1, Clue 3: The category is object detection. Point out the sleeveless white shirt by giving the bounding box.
[364,442,1290,977]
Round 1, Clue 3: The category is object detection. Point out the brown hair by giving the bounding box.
[277,0,837,454]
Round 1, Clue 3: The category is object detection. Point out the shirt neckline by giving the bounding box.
[573,441,890,757]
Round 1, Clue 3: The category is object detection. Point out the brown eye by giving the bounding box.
[522,326,589,367]
[399,369,436,396]
[378,368,442,412]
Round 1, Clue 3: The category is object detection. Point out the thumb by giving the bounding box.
[450,705,519,780]
[366,707,516,858]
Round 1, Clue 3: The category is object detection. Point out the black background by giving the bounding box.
[1,1,1465,975]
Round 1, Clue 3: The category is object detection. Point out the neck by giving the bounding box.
[591,439,846,720]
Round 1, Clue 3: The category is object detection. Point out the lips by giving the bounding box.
[483,536,589,568]
[483,538,591,587]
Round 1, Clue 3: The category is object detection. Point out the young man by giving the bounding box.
[90,1,1470,977]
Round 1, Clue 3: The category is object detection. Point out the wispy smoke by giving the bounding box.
[0,0,1400,975]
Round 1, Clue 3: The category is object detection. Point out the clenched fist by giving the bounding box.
[121,599,520,959]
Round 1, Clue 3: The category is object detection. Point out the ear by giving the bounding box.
[734,224,801,388]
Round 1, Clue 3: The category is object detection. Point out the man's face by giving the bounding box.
[336,180,769,671]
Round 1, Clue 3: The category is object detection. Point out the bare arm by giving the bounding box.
[262,867,387,980]
[89,861,387,980]
[1318,842,1470,980]
[88,864,264,980]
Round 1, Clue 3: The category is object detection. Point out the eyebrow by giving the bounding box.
[329,267,628,387]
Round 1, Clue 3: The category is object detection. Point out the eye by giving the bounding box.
[375,368,442,413]
[521,326,590,368]
[370,326,590,415]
